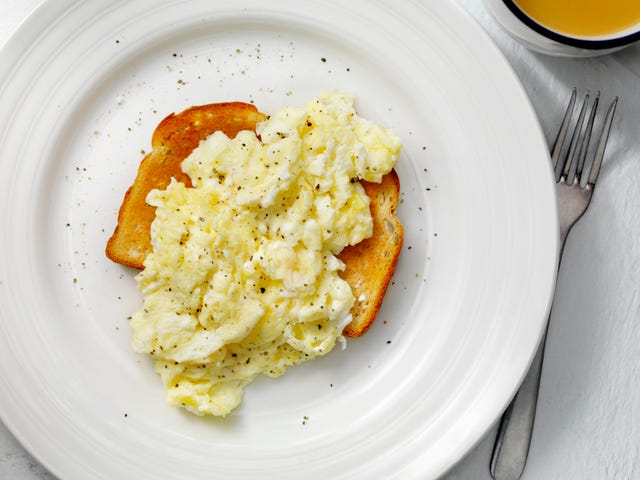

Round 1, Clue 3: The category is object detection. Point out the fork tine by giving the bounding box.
[490,88,620,480]
[551,88,577,170]
[585,97,619,187]
[556,92,589,183]
[573,92,599,183]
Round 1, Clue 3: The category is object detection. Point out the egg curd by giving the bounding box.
[130,92,401,416]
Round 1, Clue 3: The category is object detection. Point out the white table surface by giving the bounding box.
[1,1,639,479]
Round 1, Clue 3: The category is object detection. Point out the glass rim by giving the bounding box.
[503,0,640,49]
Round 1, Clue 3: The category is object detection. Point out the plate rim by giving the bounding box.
[0,1,558,478]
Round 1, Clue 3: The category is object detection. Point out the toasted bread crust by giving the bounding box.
[106,102,402,337]
[106,102,267,268]
[338,171,403,337]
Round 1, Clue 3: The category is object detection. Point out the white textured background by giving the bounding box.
[1,1,639,479]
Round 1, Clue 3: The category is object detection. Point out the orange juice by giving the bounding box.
[513,0,640,37]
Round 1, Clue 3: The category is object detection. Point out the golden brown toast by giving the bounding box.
[106,102,402,338]
[338,171,402,337]
[106,102,268,268]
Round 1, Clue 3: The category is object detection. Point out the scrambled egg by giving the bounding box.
[130,92,401,416]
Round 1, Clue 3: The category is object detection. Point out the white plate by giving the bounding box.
[0,1,558,478]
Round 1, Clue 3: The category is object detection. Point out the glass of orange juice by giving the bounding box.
[482,0,640,56]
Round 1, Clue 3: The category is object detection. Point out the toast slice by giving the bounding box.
[339,170,402,337]
[106,102,402,337]
[105,102,268,268]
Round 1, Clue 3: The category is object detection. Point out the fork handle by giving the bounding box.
[490,226,571,480]
[489,331,546,479]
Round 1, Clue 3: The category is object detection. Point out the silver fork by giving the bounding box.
[489,89,619,480]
